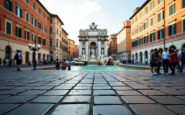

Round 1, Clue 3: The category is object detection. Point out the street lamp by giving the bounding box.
[28,41,41,70]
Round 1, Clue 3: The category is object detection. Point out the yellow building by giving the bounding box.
[68,39,75,59]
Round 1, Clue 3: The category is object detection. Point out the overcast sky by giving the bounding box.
[40,0,146,45]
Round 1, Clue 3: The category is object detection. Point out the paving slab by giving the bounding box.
[116,91,142,96]
[129,104,176,115]
[0,96,36,104]
[31,96,63,104]
[113,87,132,90]
[139,90,167,96]
[177,96,185,100]
[150,96,185,104]
[167,105,185,115]
[0,104,19,114]
[121,96,156,104]
[51,104,89,115]
[94,96,122,104]
[43,90,69,96]
[93,105,133,115]
[19,90,46,95]
[62,96,91,104]
[94,90,115,96]
[68,90,91,96]
[6,104,53,115]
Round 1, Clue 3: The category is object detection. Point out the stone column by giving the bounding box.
[104,38,108,57]
[85,37,88,56]
[79,41,82,57]
[98,37,101,59]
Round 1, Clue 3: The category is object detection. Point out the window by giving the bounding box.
[158,10,163,22]
[139,25,142,32]
[5,0,13,12]
[25,12,29,22]
[42,25,45,32]
[168,23,176,36]
[32,17,36,26]
[6,21,11,35]
[26,0,29,4]
[38,37,41,44]
[169,3,175,16]
[150,32,155,42]
[33,2,36,9]
[144,21,147,30]
[44,13,45,18]
[50,27,52,33]
[139,13,142,19]
[183,19,185,32]
[24,31,29,41]
[150,17,154,26]
[32,33,36,42]
[16,26,22,38]
[158,0,162,4]
[50,40,52,47]
[139,38,143,45]
[16,6,22,18]
[150,1,154,10]
[56,41,58,47]
[158,28,164,40]
[39,8,41,14]
[182,0,185,8]
[144,7,148,14]
[43,39,46,46]
[144,36,148,44]
[38,22,41,29]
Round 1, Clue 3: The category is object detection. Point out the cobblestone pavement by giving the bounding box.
[0,70,185,115]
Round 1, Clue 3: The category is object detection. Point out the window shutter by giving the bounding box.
[168,26,171,36]
[150,34,152,42]
[16,6,17,16]
[158,30,160,40]
[173,24,176,34]
[9,1,12,12]
[4,0,7,9]
[19,28,22,38]
[162,29,164,38]
[153,33,155,41]
[28,32,30,40]
[20,9,22,18]
[24,31,26,40]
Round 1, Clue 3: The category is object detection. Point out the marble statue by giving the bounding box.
[90,48,96,58]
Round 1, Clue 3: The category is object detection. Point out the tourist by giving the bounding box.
[14,50,22,71]
[176,50,181,72]
[66,59,71,70]
[145,58,148,65]
[162,48,169,74]
[157,49,162,74]
[180,47,185,73]
[150,49,158,75]
[8,58,12,67]
[168,47,177,75]
[0,58,2,66]
[55,57,60,70]
[61,59,67,70]
[3,58,7,66]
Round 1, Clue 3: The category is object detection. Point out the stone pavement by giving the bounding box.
[0,70,185,115]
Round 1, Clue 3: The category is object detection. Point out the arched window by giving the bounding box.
[140,52,143,63]
[5,46,12,59]
[145,51,148,59]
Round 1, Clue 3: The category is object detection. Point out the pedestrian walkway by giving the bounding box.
[0,70,185,115]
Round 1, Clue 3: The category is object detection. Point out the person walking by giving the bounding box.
[61,59,67,70]
[3,58,7,66]
[8,58,12,67]
[55,58,60,70]
[162,48,169,74]
[150,49,158,75]
[168,47,177,75]
[176,50,181,72]
[180,47,185,73]
[66,59,71,70]
[157,49,162,74]
[145,58,148,65]
[14,50,22,71]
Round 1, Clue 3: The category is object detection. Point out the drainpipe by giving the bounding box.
[163,0,166,49]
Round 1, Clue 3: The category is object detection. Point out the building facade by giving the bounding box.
[50,14,64,61]
[117,21,131,61]
[0,0,51,64]
[130,0,185,64]
[108,33,117,60]
[62,29,68,59]
[78,22,108,60]
[74,45,79,58]
[68,38,75,59]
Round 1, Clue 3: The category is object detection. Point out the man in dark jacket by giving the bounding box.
[14,50,22,71]
[180,47,185,73]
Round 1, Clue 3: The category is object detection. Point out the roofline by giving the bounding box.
[50,14,64,25]
[117,26,131,35]
[129,0,150,20]
[37,0,50,16]
[68,39,75,43]
[62,29,69,35]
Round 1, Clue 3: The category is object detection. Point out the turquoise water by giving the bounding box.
[70,65,144,71]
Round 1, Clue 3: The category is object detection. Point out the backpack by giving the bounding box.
[181,51,185,61]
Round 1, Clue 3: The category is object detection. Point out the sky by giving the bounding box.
[40,0,146,45]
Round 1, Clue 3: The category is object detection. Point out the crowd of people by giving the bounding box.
[150,47,185,76]
[0,58,16,67]
[55,58,71,70]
